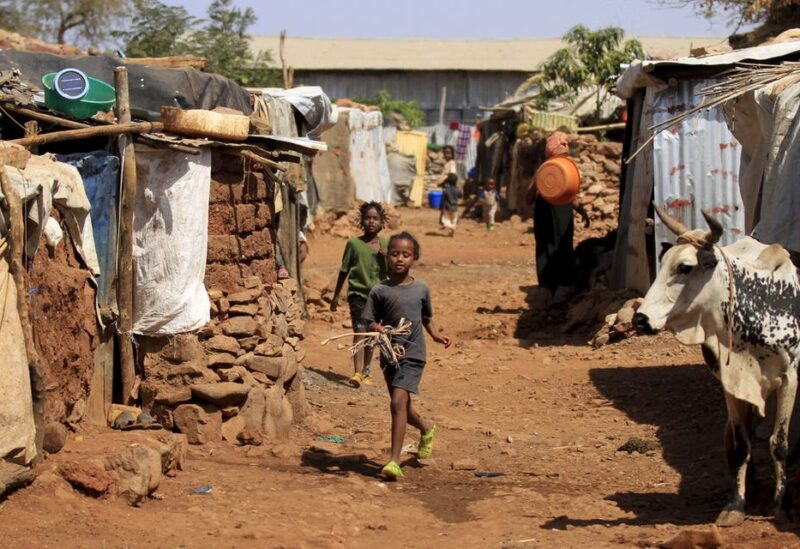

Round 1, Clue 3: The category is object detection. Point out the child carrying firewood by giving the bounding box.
[361,232,451,480]
[331,202,388,388]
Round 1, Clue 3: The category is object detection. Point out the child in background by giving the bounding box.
[331,202,388,388]
[440,173,462,237]
[362,232,451,480]
[478,178,500,231]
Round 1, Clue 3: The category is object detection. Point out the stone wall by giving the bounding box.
[139,152,306,446]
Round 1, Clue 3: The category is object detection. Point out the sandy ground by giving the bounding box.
[2,208,800,548]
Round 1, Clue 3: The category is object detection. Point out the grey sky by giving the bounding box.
[168,0,739,38]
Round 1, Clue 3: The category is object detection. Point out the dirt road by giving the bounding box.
[2,208,799,548]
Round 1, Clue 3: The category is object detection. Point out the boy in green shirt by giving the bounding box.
[331,202,388,387]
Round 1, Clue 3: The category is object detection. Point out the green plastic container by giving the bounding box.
[42,72,116,119]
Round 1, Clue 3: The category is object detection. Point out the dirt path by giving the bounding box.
[2,209,799,548]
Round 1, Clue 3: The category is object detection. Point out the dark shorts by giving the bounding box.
[348,294,370,332]
[382,358,425,395]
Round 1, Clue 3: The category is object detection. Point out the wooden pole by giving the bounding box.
[438,86,447,127]
[9,121,163,148]
[279,30,289,89]
[0,167,46,459]
[576,122,626,133]
[115,67,137,405]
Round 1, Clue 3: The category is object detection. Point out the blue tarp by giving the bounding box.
[57,151,120,313]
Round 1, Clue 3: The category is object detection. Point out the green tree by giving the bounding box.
[113,0,195,58]
[354,90,426,127]
[536,25,645,121]
[0,0,130,46]
[185,0,279,87]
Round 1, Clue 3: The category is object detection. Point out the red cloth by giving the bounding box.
[545,131,569,158]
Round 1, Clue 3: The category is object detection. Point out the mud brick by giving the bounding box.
[204,263,245,293]
[209,180,244,204]
[209,203,258,234]
[207,235,238,262]
[249,258,277,286]
[239,229,273,260]
[243,171,269,202]
[254,203,272,229]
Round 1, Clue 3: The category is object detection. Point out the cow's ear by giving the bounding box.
[698,249,718,270]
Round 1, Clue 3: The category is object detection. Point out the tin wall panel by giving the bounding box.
[651,78,745,271]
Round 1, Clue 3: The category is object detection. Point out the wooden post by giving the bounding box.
[438,86,447,127]
[24,120,38,155]
[0,167,46,459]
[279,30,289,89]
[115,67,137,405]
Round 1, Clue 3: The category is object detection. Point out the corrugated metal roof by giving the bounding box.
[651,78,744,272]
[251,36,721,72]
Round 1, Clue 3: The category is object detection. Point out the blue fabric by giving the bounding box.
[57,151,120,312]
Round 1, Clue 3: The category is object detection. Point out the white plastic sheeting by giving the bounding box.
[346,108,394,204]
[132,146,211,335]
[261,86,335,138]
[651,78,745,271]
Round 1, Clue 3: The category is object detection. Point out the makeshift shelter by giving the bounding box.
[612,41,800,294]
[312,106,393,213]
[0,50,326,484]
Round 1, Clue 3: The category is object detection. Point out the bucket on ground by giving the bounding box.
[428,190,443,209]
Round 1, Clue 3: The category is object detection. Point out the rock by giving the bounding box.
[238,336,259,352]
[286,366,307,421]
[165,334,205,363]
[221,416,247,444]
[220,316,258,337]
[227,289,262,304]
[285,336,300,349]
[253,334,284,357]
[304,287,322,304]
[237,427,263,446]
[207,352,237,368]
[586,183,605,196]
[242,276,262,289]
[168,362,219,381]
[451,459,478,471]
[208,289,224,301]
[230,303,259,316]
[173,404,223,445]
[592,332,611,348]
[251,371,272,385]
[246,355,286,380]
[218,298,230,314]
[272,314,289,338]
[221,406,239,419]
[43,422,68,454]
[256,318,273,339]
[206,335,240,354]
[66,398,86,426]
[262,385,293,441]
[104,444,162,505]
[154,386,192,405]
[190,382,250,408]
[596,141,622,159]
[150,404,174,430]
[661,526,723,549]
[0,461,34,497]
[616,306,635,324]
[58,461,114,497]
[240,387,266,431]
[271,442,298,458]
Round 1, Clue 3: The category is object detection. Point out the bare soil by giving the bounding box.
[2,208,800,548]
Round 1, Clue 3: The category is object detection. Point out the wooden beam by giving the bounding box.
[115,67,138,406]
[2,104,89,129]
[0,167,46,460]
[226,149,285,171]
[9,121,164,147]
[576,122,626,133]
[124,55,207,70]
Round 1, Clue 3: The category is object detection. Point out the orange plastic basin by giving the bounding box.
[535,156,581,206]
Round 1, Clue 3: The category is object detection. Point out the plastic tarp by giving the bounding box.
[261,86,335,138]
[132,146,211,334]
[0,241,36,465]
[57,152,120,312]
[0,50,252,116]
[347,108,394,204]
[735,79,800,252]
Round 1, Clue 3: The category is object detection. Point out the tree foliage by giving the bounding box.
[112,0,195,58]
[536,25,645,121]
[665,0,797,23]
[354,90,426,128]
[0,0,129,46]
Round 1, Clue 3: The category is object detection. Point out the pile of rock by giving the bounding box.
[591,297,644,348]
[570,135,622,236]
[312,202,401,239]
[140,278,306,447]
[302,273,341,322]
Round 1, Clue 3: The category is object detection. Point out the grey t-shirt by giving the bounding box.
[361,279,432,362]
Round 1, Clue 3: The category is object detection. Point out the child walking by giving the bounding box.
[362,232,451,480]
[331,202,388,388]
[478,177,500,231]
[440,173,463,236]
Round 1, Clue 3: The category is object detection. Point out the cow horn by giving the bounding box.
[653,203,688,236]
[701,209,724,245]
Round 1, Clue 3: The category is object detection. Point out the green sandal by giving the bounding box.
[381,460,404,481]
[417,425,437,459]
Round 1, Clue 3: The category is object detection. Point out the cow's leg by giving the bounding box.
[771,369,797,521]
[717,394,752,527]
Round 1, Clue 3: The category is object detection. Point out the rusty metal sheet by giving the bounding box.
[651,78,744,271]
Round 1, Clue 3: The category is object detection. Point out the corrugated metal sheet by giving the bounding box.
[396,130,428,207]
[651,78,745,271]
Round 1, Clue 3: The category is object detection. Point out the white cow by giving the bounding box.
[633,205,800,526]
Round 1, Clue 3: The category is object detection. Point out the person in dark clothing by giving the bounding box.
[440,173,462,237]
[525,131,590,301]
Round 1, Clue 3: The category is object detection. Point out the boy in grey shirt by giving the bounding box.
[362,232,451,481]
